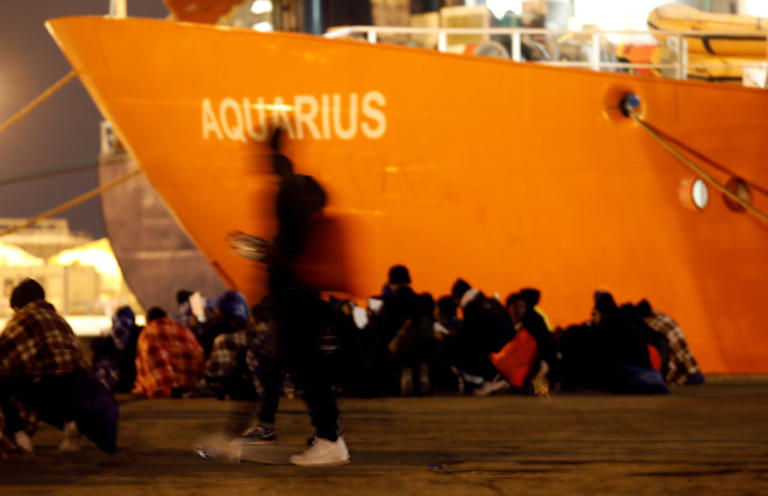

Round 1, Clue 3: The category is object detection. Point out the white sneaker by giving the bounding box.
[194,432,242,462]
[474,377,511,396]
[289,436,349,466]
[58,421,81,452]
[14,431,34,455]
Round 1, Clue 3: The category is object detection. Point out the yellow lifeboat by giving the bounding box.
[648,3,768,57]
[648,4,768,83]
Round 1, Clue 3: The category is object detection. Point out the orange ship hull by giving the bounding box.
[47,17,768,373]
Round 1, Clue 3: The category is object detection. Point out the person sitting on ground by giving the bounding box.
[504,291,555,394]
[175,289,194,325]
[552,319,599,391]
[451,278,515,386]
[592,292,651,368]
[92,305,143,393]
[204,291,260,400]
[320,296,374,396]
[434,296,461,337]
[635,299,704,385]
[176,289,209,339]
[590,291,668,394]
[133,307,204,398]
[0,278,118,454]
[198,290,248,358]
[619,302,670,378]
[369,264,421,394]
[375,265,421,345]
[388,292,437,396]
[430,296,462,392]
[519,288,553,331]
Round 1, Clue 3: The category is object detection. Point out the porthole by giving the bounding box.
[680,177,709,211]
[723,176,752,212]
[691,178,709,210]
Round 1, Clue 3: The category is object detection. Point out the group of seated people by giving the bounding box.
[91,290,275,401]
[92,264,704,403]
[0,268,704,456]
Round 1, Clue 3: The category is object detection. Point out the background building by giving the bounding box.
[0,218,140,319]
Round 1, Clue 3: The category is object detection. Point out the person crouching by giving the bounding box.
[0,278,118,455]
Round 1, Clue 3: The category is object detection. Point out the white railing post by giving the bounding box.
[437,31,447,53]
[680,37,688,80]
[512,31,522,62]
[320,26,753,81]
[591,32,600,71]
[109,0,127,18]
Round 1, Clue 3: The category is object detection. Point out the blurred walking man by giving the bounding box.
[242,128,348,466]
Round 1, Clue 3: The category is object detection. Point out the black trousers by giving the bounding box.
[257,288,339,441]
[0,372,83,435]
[1,370,119,452]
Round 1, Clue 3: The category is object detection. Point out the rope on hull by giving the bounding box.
[631,111,768,225]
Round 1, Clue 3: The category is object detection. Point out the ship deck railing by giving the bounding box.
[324,26,768,84]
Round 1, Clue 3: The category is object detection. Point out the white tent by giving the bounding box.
[0,242,43,266]
[48,238,124,292]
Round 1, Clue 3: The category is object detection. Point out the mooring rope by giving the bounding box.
[0,170,141,238]
[0,71,76,136]
[631,111,768,225]
[0,155,126,187]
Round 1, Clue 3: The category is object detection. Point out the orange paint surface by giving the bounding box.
[47,17,768,373]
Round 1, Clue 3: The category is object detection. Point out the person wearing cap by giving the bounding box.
[368,265,422,394]
[375,265,420,345]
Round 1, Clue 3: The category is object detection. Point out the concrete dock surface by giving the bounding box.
[1,376,767,495]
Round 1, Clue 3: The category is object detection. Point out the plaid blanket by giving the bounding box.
[133,317,203,398]
[206,322,275,399]
[93,349,121,391]
[645,310,702,385]
[0,300,87,377]
[245,324,277,398]
[205,330,249,380]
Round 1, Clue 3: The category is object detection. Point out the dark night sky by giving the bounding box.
[0,0,168,239]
